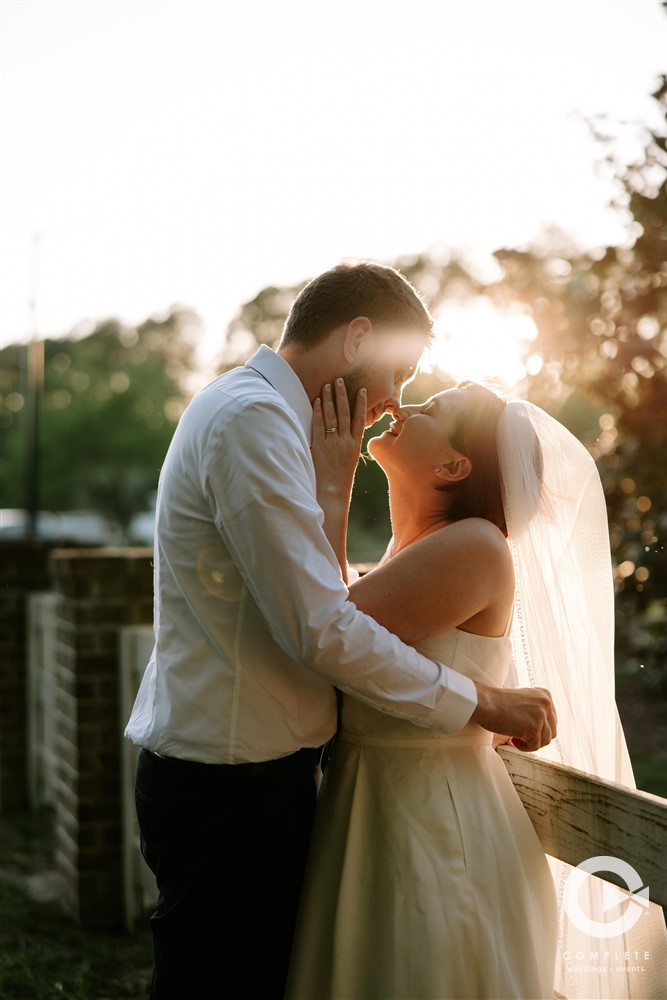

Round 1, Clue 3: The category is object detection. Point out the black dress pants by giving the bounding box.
[135,747,319,1000]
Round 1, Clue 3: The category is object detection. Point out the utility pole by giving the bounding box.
[25,231,43,540]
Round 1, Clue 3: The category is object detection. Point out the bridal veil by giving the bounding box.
[497,400,667,999]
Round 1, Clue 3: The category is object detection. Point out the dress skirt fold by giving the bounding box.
[286,628,559,1000]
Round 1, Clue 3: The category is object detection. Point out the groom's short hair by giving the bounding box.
[280,261,433,349]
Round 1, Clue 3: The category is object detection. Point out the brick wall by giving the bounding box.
[50,548,153,927]
[0,541,53,811]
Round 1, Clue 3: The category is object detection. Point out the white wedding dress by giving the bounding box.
[287,399,667,999]
[286,626,559,1000]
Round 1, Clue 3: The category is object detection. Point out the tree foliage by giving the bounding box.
[0,308,201,533]
[1,78,664,687]
[488,78,667,687]
[220,79,667,687]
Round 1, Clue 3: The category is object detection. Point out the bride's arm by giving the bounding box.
[348,518,514,644]
[311,378,366,583]
[313,392,554,749]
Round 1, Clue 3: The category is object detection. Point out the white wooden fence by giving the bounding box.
[498,747,667,906]
[25,602,667,929]
[27,593,60,809]
[117,645,667,925]
[119,625,157,930]
[26,601,156,931]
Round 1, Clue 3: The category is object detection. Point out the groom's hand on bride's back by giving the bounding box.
[471,684,557,752]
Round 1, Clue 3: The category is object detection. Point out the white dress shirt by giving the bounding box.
[125,346,478,763]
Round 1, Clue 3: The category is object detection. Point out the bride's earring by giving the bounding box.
[435,466,443,473]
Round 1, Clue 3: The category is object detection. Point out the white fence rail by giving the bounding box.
[119,625,157,930]
[498,746,667,906]
[27,593,60,809]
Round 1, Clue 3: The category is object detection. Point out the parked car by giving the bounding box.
[0,509,116,545]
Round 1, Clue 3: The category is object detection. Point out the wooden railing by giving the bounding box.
[27,605,667,927]
[498,747,667,906]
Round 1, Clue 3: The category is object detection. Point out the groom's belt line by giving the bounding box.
[144,745,324,775]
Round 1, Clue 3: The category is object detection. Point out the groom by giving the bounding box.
[126,260,557,1000]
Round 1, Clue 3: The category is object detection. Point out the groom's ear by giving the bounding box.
[342,316,373,365]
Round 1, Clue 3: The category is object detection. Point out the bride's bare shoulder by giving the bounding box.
[428,518,511,564]
[348,518,513,645]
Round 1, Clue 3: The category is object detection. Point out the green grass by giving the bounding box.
[0,880,153,999]
[0,812,153,1000]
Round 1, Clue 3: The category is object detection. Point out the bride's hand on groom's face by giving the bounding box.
[311,378,367,504]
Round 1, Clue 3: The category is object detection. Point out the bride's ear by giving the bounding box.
[435,456,471,483]
[343,317,373,364]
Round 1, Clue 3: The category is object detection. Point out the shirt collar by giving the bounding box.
[245,345,313,440]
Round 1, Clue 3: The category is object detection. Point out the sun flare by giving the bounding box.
[428,299,541,389]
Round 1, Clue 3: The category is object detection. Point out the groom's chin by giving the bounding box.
[366,403,388,426]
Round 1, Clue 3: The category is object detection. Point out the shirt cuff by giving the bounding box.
[431,666,478,733]
[346,564,360,584]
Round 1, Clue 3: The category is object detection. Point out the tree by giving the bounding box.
[218,80,667,685]
[486,78,667,689]
[0,307,202,536]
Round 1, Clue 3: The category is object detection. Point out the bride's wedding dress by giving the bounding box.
[287,399,667,1000]
[286,625,559,1000]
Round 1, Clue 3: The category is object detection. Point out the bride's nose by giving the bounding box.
[392,404,419,421]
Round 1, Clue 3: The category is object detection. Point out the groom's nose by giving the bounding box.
[384,393,402,415]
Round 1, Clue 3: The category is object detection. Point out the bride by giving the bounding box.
[286,379,667,1000]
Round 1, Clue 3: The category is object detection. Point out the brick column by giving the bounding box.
[0,541,52,811]
[50,548,153,928]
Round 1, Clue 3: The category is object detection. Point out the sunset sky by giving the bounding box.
[1,0,665,379]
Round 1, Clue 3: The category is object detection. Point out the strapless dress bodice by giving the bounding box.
[341,626,512,747]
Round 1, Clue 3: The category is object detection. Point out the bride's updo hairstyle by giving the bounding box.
[435,381,508,535]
